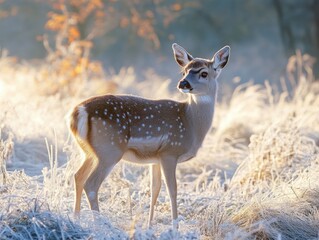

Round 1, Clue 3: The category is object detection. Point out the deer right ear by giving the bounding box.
[172,43,193,67]
[212,46,230,70]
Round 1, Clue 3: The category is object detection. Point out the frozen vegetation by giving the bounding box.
[0,53,319,239]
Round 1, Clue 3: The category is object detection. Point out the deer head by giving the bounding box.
[172,43,230,96]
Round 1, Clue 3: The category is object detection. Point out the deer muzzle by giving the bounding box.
[178,80,193,93]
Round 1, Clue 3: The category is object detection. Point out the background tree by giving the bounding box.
[40,0,191,95]
[273,0,319,77]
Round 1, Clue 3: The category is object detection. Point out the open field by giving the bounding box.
[0,54,319,239]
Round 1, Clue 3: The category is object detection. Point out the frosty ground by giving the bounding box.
[0,56,319,239]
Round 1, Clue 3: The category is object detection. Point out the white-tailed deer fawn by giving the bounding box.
[68,43,230,228]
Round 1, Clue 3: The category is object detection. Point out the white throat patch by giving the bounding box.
[193,95,213,104]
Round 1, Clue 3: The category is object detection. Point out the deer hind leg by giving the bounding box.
[83,146,123,212]
[74,155,95,214]
[148,164,161,228]
[160,157,178,229]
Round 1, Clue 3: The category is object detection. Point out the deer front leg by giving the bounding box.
[148,164,161,228]
[160,157,178,229]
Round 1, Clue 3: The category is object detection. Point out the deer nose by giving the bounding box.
[178,80,192,89]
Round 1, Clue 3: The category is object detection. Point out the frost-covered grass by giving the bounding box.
[0,55,319,239]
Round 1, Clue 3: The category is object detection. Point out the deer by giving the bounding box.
[68,43,230,228]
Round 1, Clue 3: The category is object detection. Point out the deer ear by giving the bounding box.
[172,43,193,67]
[212,46,230,70]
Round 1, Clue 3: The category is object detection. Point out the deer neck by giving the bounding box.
[185,83,217,145]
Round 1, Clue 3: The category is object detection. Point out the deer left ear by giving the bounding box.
[212,46,230,70]
[172,43,194,67]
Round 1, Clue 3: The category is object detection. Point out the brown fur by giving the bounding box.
[184,59,212,71]
[69,108,79,136]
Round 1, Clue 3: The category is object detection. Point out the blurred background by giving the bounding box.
[0,0,318,92]
[1,2,319,238]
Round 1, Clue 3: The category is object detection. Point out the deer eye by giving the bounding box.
[201,72,208,78]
